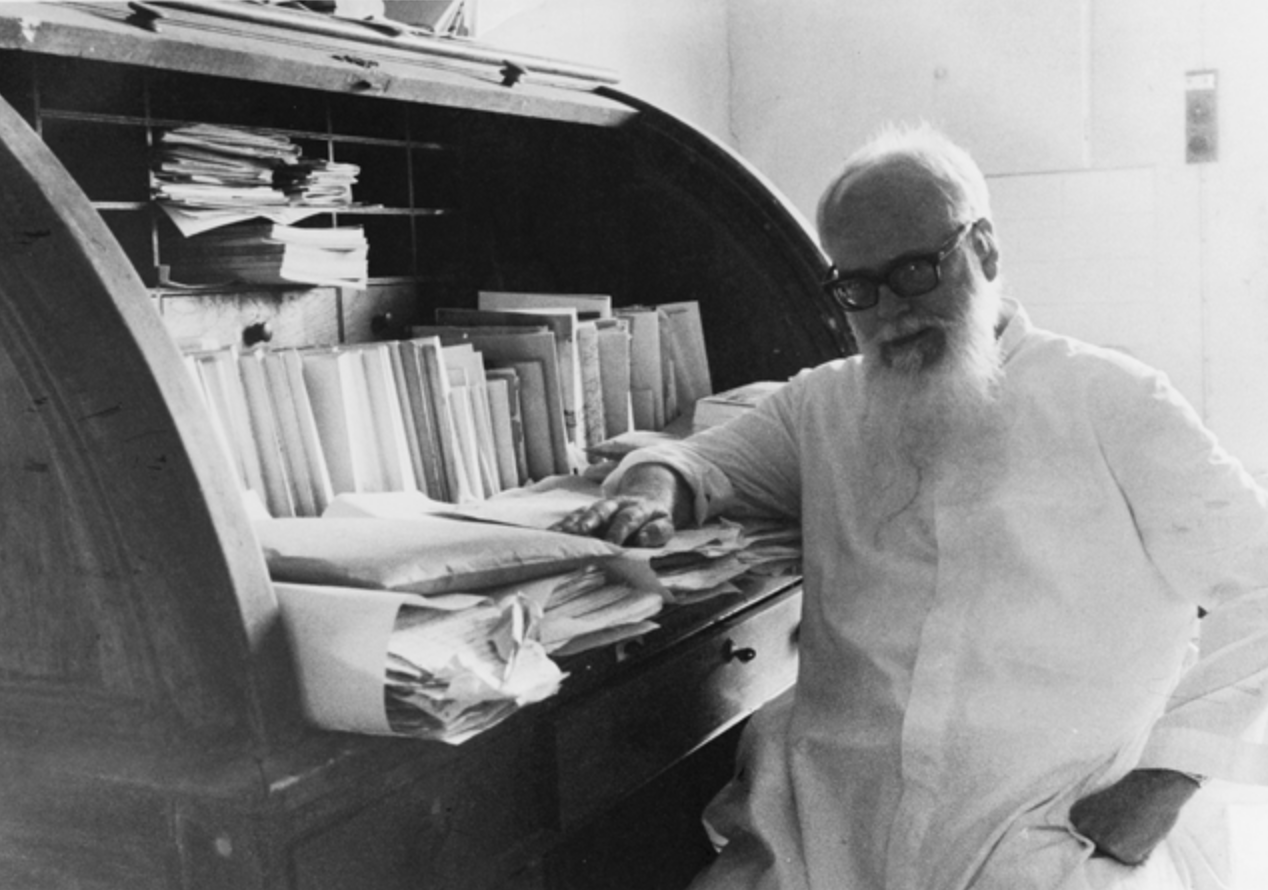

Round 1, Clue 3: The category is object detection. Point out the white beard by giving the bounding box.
[854,285,1005,543]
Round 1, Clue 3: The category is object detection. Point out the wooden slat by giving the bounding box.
[0,2,638,127]
[0,89,295,745]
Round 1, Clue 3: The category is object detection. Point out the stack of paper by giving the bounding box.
[385,593,562,742]
[273,158,361,206]
[275,582,563,745]
[531,566,664,656]
[153,123,360,236]
[166,221,369,290]
[640,518,802,604]
[733,518,804,578]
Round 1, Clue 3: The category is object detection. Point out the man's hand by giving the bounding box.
[550,464,689,547]
[1068,768,1201,866]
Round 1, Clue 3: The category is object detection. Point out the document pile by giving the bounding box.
[166,221,369,289]
[275,580,563,745]
[384,592,561,742]
[323,487,670,653]
[273,157,360,206]
[152,123,360,236]
[261,512,666,743]
[644,518,801,604]
[513,564,665,657]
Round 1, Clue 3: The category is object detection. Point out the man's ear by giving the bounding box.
[973,218,1000,281]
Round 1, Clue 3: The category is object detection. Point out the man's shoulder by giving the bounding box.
[795,356,862,385]
[1011,325,1184,422]
[1015,325,1159,383]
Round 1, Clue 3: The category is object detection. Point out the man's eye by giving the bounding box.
[894,260,928,280]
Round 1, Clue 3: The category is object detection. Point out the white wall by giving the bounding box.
[478,0,1268,478]
[478,0,732,143]
[730,0,1268,478]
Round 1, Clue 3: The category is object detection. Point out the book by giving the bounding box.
[442,343,500,497]
[485,376,520,492]
[385,340,430,498]
[413,326,570,478]
[414,336,472,504]
[187,345,267,500]
[486,367,528,487]
[692,380,786,432]
[595,318,633,437]
[615,306,663,431]
[659,301,712,417]
[280,348,334,515]
[350,343,417,493]
[438,305,584,453]
[392,340,448,500]
[262,349,320,516]
[576,320,606,453]
[335,346,388,493]
[445,364,486,502]
[237,348,295,516]
[299,348,362,495]
[500,359,553,482]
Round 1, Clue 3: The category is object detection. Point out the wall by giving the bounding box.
[729,0,1268,477]
[479,0,1268,478]
[478,0,733,144]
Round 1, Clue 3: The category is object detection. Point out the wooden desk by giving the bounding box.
[0,5,836,886]
[1,578,800,890]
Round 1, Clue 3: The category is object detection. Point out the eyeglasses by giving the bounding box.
[821,218,982,312]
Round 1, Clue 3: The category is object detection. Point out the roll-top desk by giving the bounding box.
[0,3,848,887]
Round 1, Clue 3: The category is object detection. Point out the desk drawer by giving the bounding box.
[289,730,552,890]
[554,586,801,829]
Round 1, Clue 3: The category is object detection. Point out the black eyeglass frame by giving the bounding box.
[821,218,984,312]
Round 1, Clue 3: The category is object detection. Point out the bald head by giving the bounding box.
[820,158,964,274]
[817,123,992,258]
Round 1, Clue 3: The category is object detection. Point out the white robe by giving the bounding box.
[609,302,1268,890]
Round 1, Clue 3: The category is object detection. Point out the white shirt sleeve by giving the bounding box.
[1094,358,1268,783]
[603,372,810,526]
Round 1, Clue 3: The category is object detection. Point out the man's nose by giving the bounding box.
[874,285,907,321]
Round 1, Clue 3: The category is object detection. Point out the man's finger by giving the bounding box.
[552,500,629,538]
[606,503,668,545]
[574,499,622,536]
[633,517,675,548]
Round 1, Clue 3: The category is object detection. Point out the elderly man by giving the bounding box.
[556,124,1268,889]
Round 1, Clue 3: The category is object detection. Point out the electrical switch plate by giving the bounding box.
[1185,70,1218,164]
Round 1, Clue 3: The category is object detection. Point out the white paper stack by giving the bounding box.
[385,593,562,742]
[275,582,564,745]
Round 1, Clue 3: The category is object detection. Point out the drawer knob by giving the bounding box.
[242,321,273,346]
[723,639,757,663]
